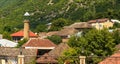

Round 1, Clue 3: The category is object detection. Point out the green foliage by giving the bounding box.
[49,18,71,31]
[0,0,120,33]
[67,29,116,64]
[47,35,62,45]
[112,22,120,29]
[35,24,48,32]
[113,30,120,45]
[16,39,28,48]
[58,48,79,64]
[0,1,119,36]
[2,31,12,40]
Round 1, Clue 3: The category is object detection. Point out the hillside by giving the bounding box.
[0,0,120,33]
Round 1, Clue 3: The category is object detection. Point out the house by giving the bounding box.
[36,43,70,64]
[88,18,113,30]
[99,44,120,64]
[22,38,56,55]
[64,22,92,31]
[48,43,70,59]
[10,20,37,41]
[11,30,37,41]
[38,31,58,39]
[54,28,78,42]
[36,53,58,64]
[38,28,77,42]
[38,22,91,42]
[0,47,37,64]
[0,39,17,47]
[99,51,120,64]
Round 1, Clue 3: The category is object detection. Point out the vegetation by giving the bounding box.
[16,39,28,48]
[47,35,62,45]
[64,29,116,64]
[49,18,72,31]
[113,30,120,45]
[112,22,120,29]
[0,0,120,34]
[1,0,120,63]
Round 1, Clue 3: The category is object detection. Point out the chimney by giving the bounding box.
[23,20,29,39]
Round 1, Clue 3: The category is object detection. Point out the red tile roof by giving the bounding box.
[22,38,56,48]
[36,53,58,63]
[10,30,37,37]
[99,51,120,64]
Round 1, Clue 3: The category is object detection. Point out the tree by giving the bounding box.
[49,18,71,31]
[113,30,120,45]
[47,35,62,45]
[67,29,116,64]
[2,31,12,40]
[112,22,120,29]
[35,24,48,32]
[16,39,28,48]
[58,48,78,64]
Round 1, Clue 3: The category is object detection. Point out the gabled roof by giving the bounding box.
[64,22,92,29]
[88,18,110,23]
[22,38,56,49]
[48,43,70,59]
[36,53,58,63]
[10,30,37,37]
[99,51,120,64]
[0,47,37,64]
[36,43,70,63]
[54,28,78,36]
[0,39,17,47]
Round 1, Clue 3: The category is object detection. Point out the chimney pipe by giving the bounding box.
[23,20,29,39]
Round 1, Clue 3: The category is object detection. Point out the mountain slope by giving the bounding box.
[0,0,120,33]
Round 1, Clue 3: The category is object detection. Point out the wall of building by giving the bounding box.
[91,20,113,30]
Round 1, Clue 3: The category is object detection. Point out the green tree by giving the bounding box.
[47,35,62,45]
[112,22,120,29]
[2,31,12,40]
[49,18,71,31]
[16,39,28,48]
[35,24,48,32]
[67,29,116,64]
[58,48,78,64]
[113,30,120,45]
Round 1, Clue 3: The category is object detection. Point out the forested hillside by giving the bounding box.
[0,0,120,33]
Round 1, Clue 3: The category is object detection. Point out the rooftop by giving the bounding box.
[88,18,110,23]
[48,43,70,59]
[10,30,37,37]
[22,38,56,49]
[0,39,17,47]
[36,53,58,63]
[64,22,92,29]
[0,47,37,64]
[99,51,120,64]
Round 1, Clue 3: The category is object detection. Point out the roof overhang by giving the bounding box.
[25,47,55,49]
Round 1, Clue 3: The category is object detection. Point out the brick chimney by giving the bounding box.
[23,20,29,39]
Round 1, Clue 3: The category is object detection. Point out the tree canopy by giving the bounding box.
[47,35,62,45]
[66,29,116,63]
